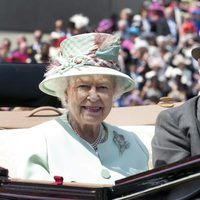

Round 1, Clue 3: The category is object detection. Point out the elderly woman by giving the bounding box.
[17,33,148,184]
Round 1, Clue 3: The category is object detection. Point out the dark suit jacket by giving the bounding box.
[152,96,200,168]
[152,96,200,199]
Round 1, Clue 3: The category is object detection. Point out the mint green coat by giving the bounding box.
[16,114,149,185]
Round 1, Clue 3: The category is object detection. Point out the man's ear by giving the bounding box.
[198,58,200,66]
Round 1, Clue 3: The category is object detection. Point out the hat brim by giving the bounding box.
[191,47,200,61]
[39,66,135,99]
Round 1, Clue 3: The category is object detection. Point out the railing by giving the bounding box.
[1,155,200,199]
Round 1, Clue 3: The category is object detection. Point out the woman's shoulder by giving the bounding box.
[103,122,133,135]
[30,118,61,131]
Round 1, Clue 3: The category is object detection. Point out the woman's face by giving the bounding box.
[65,75,115,126]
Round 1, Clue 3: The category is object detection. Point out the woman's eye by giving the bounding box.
[98,86,109,91]
[78,85,90,89]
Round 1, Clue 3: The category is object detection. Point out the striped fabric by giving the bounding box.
[46,33,121,76]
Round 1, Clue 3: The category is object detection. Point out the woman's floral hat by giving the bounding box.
[39,33,135,98]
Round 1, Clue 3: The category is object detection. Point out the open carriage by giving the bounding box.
[0,63,199,199]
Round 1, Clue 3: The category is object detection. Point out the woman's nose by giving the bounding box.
[87,87,99,101]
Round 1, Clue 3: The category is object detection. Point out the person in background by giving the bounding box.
[69,13,90,34]
[16,33,148,184]
[50,19,66,38]
[164,7,178,42]
[8,40,31,63]
[65,21,76,38]
[34,42,50,63]
[31,29,44,54]
[96,18,114,34]
[148,2,171,36]
[0,38,11,62]
[119,8,133,27]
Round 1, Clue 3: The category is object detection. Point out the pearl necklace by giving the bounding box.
[73,124,104,150]
[67,113,105,150]
[91,125,104,150]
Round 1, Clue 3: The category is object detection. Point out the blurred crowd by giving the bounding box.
[1,0,200,107]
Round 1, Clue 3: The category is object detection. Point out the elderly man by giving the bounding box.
[152,47,200,167]
[152,47,200,199]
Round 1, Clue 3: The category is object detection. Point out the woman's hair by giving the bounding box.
[54,77,70,108]
[54,75,121,108]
